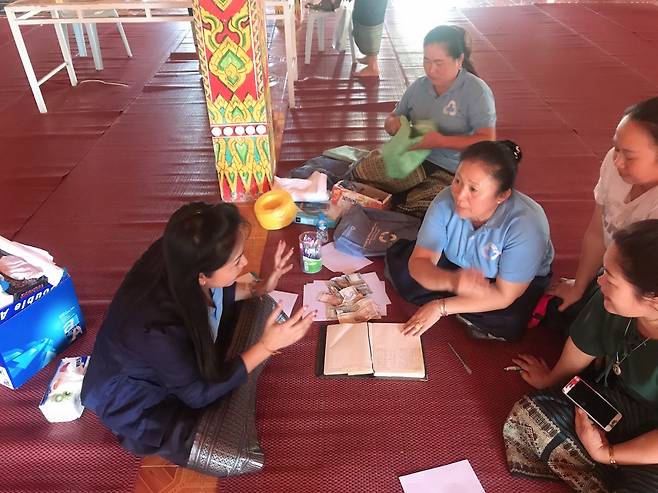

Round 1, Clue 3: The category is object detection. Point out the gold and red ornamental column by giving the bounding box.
[192,0,275,201]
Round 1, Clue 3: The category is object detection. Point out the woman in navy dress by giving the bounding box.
[81,202,314,465]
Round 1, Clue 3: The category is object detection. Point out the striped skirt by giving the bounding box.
[503,384,658,492]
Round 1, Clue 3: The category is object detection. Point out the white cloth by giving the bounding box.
[594,148,658,246]
[0,255,45,280]
[273,171,330,202]
[0,236,64,286]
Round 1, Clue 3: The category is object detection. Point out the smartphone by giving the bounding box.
[562,376,622,432]
[275,310,289,324]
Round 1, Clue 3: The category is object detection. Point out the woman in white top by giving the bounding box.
[552,97,658,313]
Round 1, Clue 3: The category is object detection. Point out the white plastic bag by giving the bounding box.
[39,356,90,423]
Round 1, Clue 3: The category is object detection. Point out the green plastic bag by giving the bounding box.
[381,116,434,179]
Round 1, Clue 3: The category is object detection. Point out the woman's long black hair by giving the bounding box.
[120,202,248,381]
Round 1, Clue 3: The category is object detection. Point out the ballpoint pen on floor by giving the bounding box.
[448,342,472,375]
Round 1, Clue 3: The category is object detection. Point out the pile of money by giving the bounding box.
[317,274,381,323]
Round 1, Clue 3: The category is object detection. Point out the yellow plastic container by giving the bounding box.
[253,189,298,230]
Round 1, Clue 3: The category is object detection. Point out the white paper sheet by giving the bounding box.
[361,272,391,309]
[320,242,372,274]
[269,290,298,317]
[303,281,332,321]
[399,460,485,493]
[380,281,391,304]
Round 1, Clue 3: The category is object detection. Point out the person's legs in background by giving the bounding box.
[352,0,389,77]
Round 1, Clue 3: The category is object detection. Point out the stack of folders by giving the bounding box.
[317,322,426,380]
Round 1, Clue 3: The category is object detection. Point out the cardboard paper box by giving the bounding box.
[0,273,85,389]
[331,180,392,211]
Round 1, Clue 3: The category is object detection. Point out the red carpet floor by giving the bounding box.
[221,3,658,493]
[0,20,202,493]
[0,2,656,492]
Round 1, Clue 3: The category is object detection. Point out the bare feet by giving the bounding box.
[353,65,380,78]
[354,55,379,77]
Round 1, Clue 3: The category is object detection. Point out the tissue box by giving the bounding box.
[39,356,89,422]
[0,273,85,389]
[330,180,392,211]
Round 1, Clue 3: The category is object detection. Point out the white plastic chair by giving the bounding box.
[65,10,132,71]
[264,0,298,107]
[304,0,355,65]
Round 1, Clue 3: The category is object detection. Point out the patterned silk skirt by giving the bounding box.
[503,384,658,492]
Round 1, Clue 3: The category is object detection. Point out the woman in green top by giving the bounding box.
[503,219,658,492]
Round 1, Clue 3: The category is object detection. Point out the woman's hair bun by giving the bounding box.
[500,140,523,163]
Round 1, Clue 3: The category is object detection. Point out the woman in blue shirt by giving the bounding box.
[354,24,497,218]
[385,25,496,175]
[388,140,554,342]
[81,202,315,466]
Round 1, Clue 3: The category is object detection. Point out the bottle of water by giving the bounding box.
[316,213,329,244]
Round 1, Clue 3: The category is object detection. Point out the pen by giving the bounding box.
[504,365,523,372]
[448,342,472,375]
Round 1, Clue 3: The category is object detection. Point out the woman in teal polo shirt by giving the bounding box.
[388,140,554,342]
[385,25,496,175]
[354,25,496,217]
[504,220,658,492]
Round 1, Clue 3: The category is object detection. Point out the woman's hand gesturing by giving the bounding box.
[259,305,316,353]
[261,240,294,294]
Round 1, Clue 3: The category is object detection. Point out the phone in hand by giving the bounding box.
[275,310,289,324]
[562,376,622,432]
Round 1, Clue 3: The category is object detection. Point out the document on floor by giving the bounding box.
[319,322,425,379]
[399,460,485,493]
[320,242,372,274]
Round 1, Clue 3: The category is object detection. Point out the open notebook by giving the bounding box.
[318,322,426,379]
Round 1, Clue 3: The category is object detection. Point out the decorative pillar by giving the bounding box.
[192,0,274,201]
